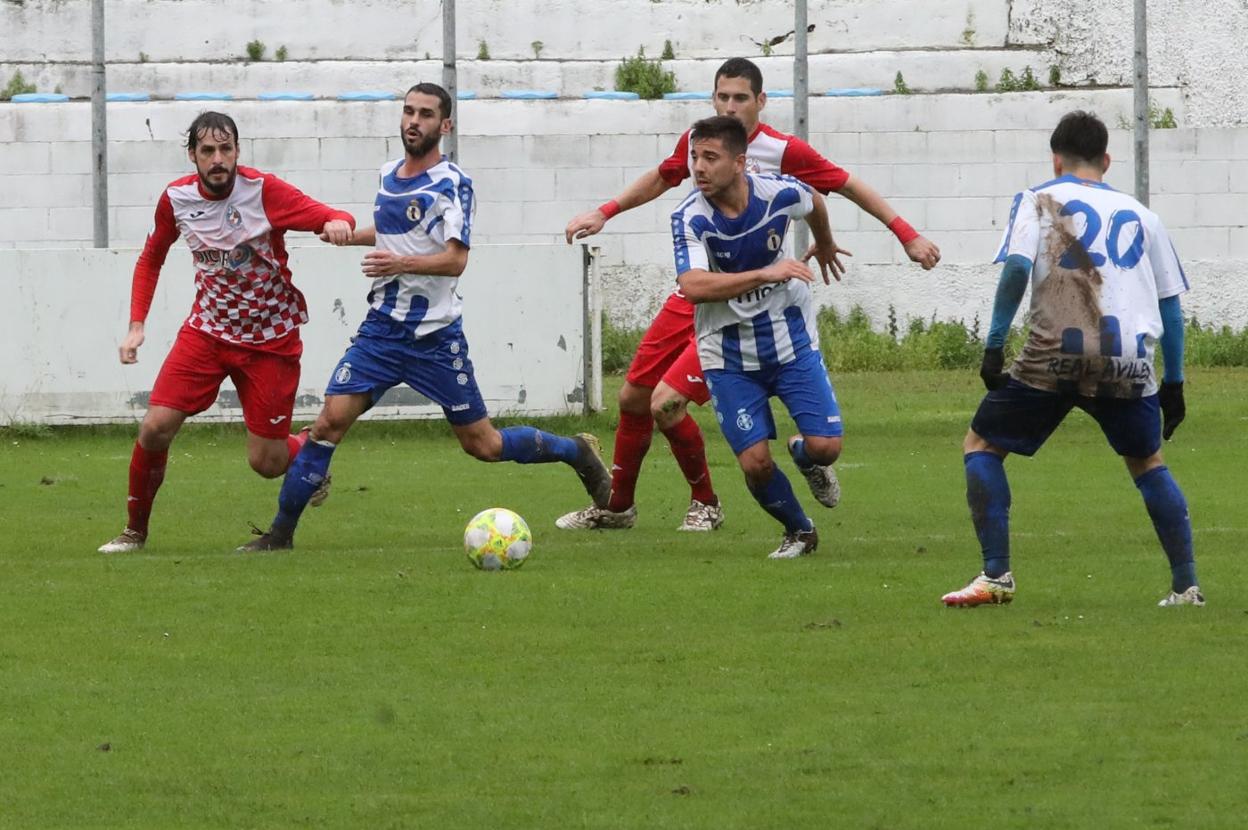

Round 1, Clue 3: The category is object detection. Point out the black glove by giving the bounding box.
[1159,381,1185,440]
[979,347,1008,391]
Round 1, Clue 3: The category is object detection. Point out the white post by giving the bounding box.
[793,0,810,253]
[1133,0,1150,206]
[91,0,109,247]
[442,0,458,163]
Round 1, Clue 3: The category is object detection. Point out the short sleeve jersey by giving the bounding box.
[671,173,820,372]
[659,123,849,194]
[366,157,475,339]
[995,174,1189,397]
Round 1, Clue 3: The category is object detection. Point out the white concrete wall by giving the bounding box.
[0,245,592,425]
[1011,0,1248,127]
[1,90,1244,331]
[2,0,1008,62]
[0,50,1056,101]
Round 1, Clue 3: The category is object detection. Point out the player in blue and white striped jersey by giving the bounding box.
[238,83,611,551]
[673,115,850,560]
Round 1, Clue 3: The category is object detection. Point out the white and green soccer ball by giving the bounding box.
[463,508,533,571]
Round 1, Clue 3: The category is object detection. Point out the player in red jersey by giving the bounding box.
[98,111,356,554]
[558,57,941,532]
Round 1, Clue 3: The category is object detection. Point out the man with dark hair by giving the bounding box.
[942,110,1202,607]
[674,115,846,559]
[98,112,356,554]
[238,84,611,551]
[558,56,939,534]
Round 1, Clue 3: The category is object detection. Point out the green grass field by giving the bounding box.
[2,370,1246,828]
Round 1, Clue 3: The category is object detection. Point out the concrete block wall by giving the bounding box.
[1,89,1243,329]
[2,0,1006,63]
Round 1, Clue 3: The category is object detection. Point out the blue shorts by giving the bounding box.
[971,379,1161,458]
[324,316,489,426]
[704,347,843,456]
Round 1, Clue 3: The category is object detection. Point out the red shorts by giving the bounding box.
[149,325,302,440]
[624,294,710,405]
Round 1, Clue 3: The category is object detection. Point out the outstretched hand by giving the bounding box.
[802,241,852,284]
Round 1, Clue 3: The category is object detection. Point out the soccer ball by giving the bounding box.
[463,508,533,571]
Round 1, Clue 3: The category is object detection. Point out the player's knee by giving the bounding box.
[803,436,841,465]
[312,413,349,445]
[249,452,287,479]
[740,454,775,487]
[137,418,178,450]
[963,429,993,455]
[649,391,687,428]
[618,382,652,416]
[459,430,502,462]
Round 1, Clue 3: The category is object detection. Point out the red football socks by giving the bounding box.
[126,441,168,537]
[286,429,309,466]
[660,414,717,506]
[606,411,654,512]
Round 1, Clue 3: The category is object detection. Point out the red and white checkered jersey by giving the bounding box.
[130,166,355,348]
[657,122,850,310]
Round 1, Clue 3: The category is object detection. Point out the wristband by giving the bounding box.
[888,216,919,245]
[598,200,621,220]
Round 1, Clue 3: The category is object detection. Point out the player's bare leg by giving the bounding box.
[238,393,371,552]
[453,416,612,508]
[787,433,842,508]
[556,380,652,529]
[651,382,723,531]
[737,440,817,559]
[99,405,188,553]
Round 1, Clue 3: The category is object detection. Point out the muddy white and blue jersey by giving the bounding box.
[672,172,841,455]
[673,173,821,373]
[995,174,1187,398]
[325,157,487,424]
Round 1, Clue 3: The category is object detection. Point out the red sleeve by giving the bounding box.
[130,191,179,323]
[258,173,356,234]
[657,130,693,188]
[781,137,850,194]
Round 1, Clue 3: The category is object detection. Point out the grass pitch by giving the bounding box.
[2,370,1246,828]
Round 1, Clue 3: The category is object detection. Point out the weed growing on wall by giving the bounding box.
[615,47,676,99]
[0,70,36,101]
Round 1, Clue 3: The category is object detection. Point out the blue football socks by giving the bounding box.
[273,439,336,533]
[788,437,815,470]
[1134,466,1197,592]
[499,426,579,465]
[748,466,812,535]
[965,451,1011,577]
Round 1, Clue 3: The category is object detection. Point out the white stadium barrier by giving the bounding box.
[0,243,603,425]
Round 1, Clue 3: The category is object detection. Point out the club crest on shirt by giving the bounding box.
[735,409,754,431]
[406,200,424,222]
[767,229,782,251]
[226,205,243,228]
[335,363,352,384]
[745,157,762,174]
[225,243,253,270]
